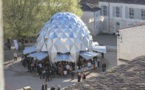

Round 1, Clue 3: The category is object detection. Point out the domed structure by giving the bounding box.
[36,12,93,62]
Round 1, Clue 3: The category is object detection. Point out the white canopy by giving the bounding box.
[23,47,36,54]
[92,42,99,46]
[28,52,48,61]
[80,51,98,60]
[92,46,107,53]
[53,54,74,62]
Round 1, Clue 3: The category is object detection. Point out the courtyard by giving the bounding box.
[4,34,117,90]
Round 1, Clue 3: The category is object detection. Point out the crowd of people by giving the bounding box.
[21,54,78,81]
[12,51,106,90]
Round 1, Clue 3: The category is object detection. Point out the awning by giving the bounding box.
[92,46,107,53]
[53,54,74,62]
[80,51,98,60]
[28,52,48,61]
[23,46,36,54]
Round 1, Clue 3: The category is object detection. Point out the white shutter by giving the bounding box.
[113,6,116,17]
[120,7,122,17]
[101,5,103,15]
[137,9,142,19]
[125,7,129,18]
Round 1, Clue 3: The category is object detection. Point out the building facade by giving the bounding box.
[81,10,101,36]
[80,0,102,36]
[99,0,145,34]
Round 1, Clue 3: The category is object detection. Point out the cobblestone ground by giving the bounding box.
[93,33,117,46]
[64,56,145,90]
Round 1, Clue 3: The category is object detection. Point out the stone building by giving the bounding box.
[99,0,145,34]
[80,0,103,36]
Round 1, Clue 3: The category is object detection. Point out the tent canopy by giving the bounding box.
[92,46,107,53]
[92,42,99,46]
[53,53,74,62]
[23,46,36,54]
[80,51,98,60]
[28,52,48,61]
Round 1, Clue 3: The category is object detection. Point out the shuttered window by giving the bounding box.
[102,6,108,16]
[129,8,134,19]
[116,7,120,17]
[141,9,145,20]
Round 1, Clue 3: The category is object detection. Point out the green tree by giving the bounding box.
[3,0,82,49]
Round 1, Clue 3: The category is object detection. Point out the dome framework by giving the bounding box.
[36,12,93,63]
[23,12,107,63]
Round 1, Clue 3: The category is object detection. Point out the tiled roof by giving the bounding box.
[81,3,101,11]
[100,0,145,5]
[80,0,100,11]
[63,56,145,90]
[80,0,99,4]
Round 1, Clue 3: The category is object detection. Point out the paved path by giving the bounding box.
[93,33,117,46]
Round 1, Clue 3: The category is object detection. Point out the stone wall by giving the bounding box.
[118,25,145,65]
[63,56,145,90]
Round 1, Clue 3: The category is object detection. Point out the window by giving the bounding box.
[116,7,120,17]
[103,6,107,16]
[141,9,145,20]
[129,8,134,19]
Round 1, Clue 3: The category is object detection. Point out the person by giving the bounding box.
[6,39,11,50]
[21,55,25,67]
[77,72,81,82]
[49,69,53,81]
[57,85,61,90]
[101,44,104,58]
[97,59,100,68]
[101,53,104,58]
[82,72,86,80]
[31,62,35,71]
[78,60,81,70]
[41,81,47,90]
[87,61,92,69]
[39,68,43,79]
[83,72,86,80]
[14,51,17,61]
[42,69,46,79]
[50,85,55,90]
[66,64,70,74]
[45,67,50,81]
[64,69,67,78]
[101,63,106,72]
[71,71,75,80]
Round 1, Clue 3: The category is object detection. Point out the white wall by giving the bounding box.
[117,25,145,65]
[99,2,145,34]
[81,11,101,36]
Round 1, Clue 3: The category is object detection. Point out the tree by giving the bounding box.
[3,0,82,49]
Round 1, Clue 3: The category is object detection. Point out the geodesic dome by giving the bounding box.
[36,12,93,62]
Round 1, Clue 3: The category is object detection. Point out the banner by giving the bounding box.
[13,40,19,50]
